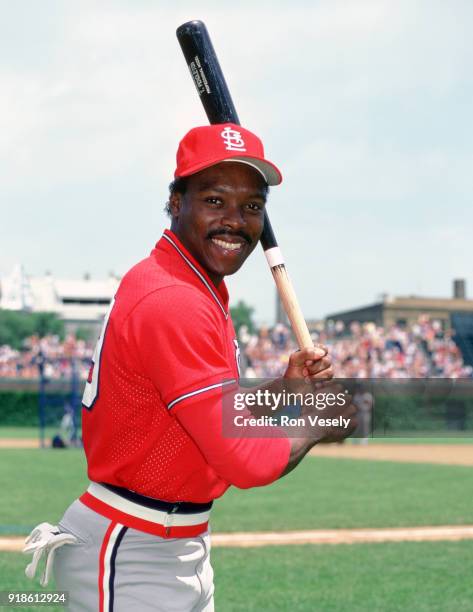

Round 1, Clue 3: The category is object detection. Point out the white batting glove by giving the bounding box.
[23,522,78,587]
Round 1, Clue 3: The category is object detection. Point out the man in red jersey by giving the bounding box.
[23,124,355,611]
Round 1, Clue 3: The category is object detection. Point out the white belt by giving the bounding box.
[87,482,212,527]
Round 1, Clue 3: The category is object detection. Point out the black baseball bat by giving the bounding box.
[176,20,312,348]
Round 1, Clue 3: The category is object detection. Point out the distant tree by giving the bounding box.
[0,310,64,349]
[32,312,64,339]
[75,326,93,342]
[0,311,32,348]
[230,300,256,334]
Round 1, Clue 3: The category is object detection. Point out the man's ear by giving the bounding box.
[169,192,182,218]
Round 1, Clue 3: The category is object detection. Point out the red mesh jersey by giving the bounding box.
[82,230,289,502]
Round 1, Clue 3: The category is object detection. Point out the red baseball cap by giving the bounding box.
[174,123,282,186]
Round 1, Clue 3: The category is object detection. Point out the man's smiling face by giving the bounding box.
[169,162,268,287]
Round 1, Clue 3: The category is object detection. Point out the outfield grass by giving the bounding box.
[1,426,471,445]
[0,450,88,534]
[3,541,473,611]
[1,449,473,535]
[212,541,473,611]
[215,456,473,532]
[0,427,53,439]
[0,553,62,612]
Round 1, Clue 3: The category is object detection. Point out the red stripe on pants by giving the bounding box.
[98,521,116,612]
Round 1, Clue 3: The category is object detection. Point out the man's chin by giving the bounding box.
[205,256,249,281]
[211,262,244,279]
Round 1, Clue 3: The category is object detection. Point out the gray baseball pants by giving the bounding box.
[53,500,214,611]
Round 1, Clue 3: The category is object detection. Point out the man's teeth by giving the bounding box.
[212,238,243,251]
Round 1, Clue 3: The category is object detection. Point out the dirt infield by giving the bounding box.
[212,525,473,547]
[1,439,473,466]
[0,439,40,449]
[310,443,473,466]
[3,525,473,552]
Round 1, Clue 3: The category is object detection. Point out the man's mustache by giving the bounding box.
[207,230,252,245]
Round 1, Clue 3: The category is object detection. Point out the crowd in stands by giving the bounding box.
[0,315,471,380]
[0,335,94,380]
[241,315,472,378]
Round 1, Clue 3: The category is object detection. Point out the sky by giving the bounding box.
[1,0,472,325]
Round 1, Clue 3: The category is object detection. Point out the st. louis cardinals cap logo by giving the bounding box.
[174,123,282,185]
[221,126,246,152]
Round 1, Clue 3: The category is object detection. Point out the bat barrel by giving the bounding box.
[176,21,239,124]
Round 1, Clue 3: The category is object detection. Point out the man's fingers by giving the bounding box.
[290,346,327,368]
[306,366,334,381]
[304,356,331,375]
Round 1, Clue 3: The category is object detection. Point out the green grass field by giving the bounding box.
[1,449,473,534]
[213,541,473,611]
[0,426,82,439]
[0,426,51,439]
[1,425,472,442]
[1,424,472,443]
[2,446,473,611]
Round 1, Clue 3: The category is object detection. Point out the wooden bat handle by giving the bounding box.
[271,264,313,349]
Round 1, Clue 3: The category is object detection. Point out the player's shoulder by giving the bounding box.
[115,255,209,321]
[122,282,220,348]
[120,252,167,290]
[129,282,212,323]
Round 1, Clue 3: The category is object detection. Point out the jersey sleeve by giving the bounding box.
[174,389,291,489]
[124,286,235,409]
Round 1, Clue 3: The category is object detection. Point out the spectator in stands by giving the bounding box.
[0,315,471,381]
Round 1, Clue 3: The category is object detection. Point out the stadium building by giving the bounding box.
[0,265,119,337]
